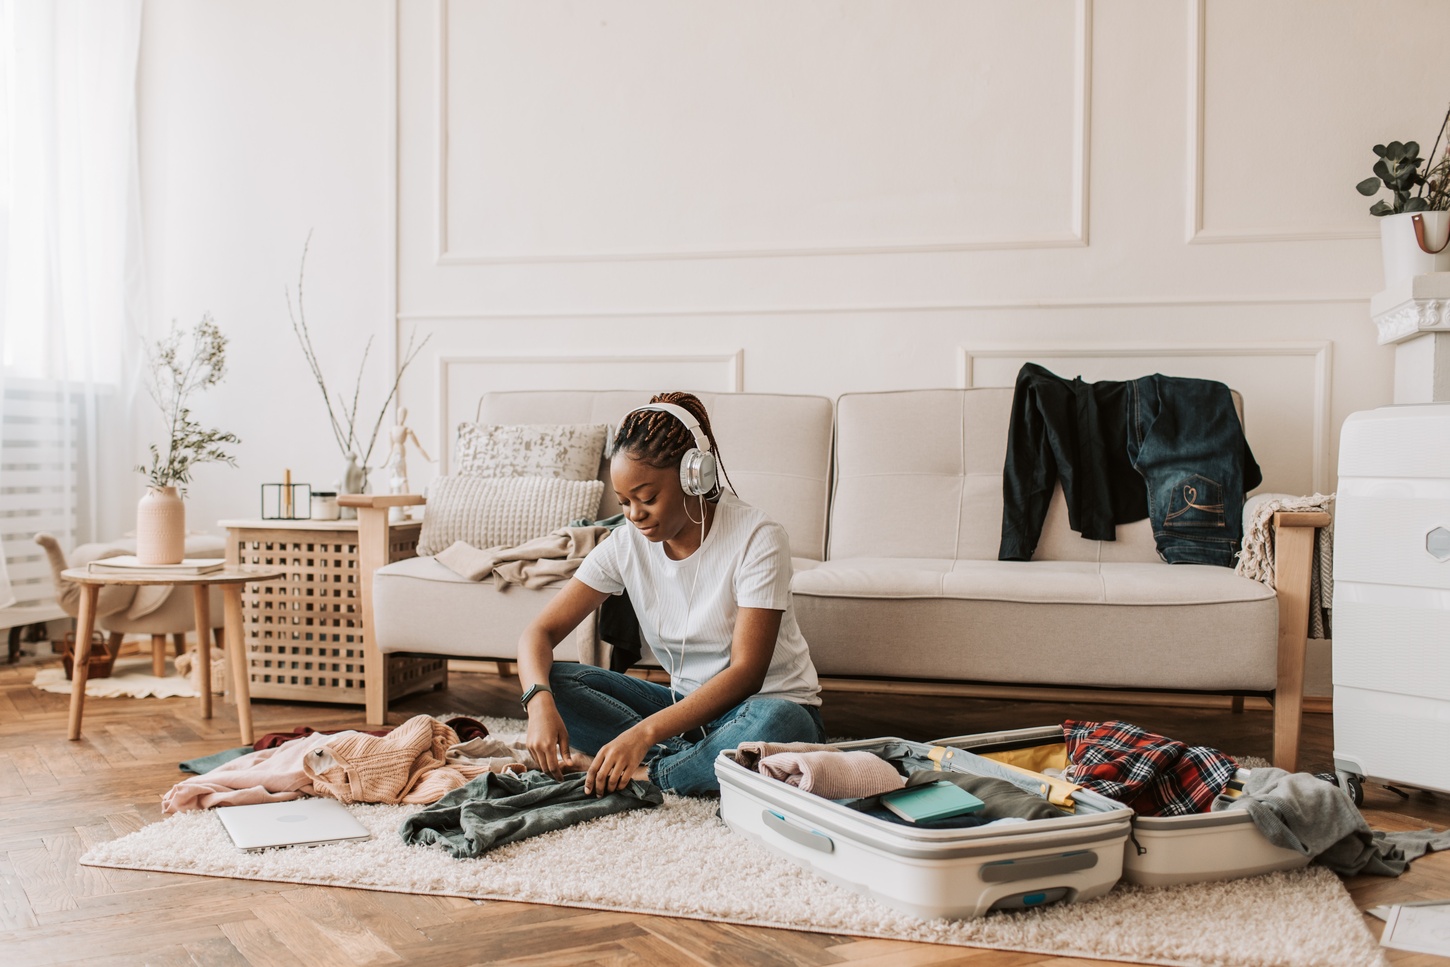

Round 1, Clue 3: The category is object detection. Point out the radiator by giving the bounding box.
[0,379,81,628]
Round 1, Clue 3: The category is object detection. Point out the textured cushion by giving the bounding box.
[417,476,604,556]
[456,423,608,480]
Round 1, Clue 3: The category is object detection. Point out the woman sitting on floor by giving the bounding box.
[516,391,825,796]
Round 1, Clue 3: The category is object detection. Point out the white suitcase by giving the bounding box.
[933,726,1310,887]
[715,736,1133,920]
[1332,403,1450,797]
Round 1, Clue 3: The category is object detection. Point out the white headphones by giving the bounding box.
[619,401,719,497]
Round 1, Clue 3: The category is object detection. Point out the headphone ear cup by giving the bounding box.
[679,448,718,497]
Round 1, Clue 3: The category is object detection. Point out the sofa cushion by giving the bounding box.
[373,556,573,660]
[417,475,605,556]
[475,391,834,561]
[828,388,1240,565]
[791,558,1277,691]
[455,422,608,480]
[792,558,1272,607]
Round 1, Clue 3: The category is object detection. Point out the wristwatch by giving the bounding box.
[520,683,552,711]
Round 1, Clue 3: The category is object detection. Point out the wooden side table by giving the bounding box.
[220,518,445,710]
[61,566,285,744]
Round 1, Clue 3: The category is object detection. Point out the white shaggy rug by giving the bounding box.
[32,656,201,699]
[79,726,1385,967]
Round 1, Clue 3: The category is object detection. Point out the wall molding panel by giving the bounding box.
[432,0,1093,265]
[1186,0,1378,246]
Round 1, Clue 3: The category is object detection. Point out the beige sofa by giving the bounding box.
[347,388,1325,768]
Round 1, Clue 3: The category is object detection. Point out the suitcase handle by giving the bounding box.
[762,810,834,854]
[980,850,1096,883]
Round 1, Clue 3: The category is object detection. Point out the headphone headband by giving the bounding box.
[622,402,712,453]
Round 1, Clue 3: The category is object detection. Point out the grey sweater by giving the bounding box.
[1211,768,1450,876]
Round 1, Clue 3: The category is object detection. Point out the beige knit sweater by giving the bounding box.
[302,714,509,805]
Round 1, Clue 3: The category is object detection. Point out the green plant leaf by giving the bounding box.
[1371,199,1393,215]
[1374,159,1391,182]
[1374,143,1389,158]
[1405,196,1430,212]
[1357,176,1384,195]
[1407,141,1421,159]
[1387,141,1407,160]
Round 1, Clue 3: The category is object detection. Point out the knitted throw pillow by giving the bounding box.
[455,423,608,481]
[417,475,605,556]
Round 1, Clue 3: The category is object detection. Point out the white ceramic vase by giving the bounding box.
[1380,210,1450,288]
[136,486,186,565]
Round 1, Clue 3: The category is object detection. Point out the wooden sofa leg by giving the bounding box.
[151,634,167,677]
[173,632,187,657]
[1271,511,1329,772]
[1230,695,1244,714]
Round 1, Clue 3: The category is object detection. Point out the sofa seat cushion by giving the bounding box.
[373,556,567,660]
[791,558,1277,692]
[792,558,1273,607]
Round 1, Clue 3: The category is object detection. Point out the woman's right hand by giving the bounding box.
[525,697,571,780]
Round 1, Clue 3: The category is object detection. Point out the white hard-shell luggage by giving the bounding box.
[715,736,1133,920]
[1332,403,1450,798]
[933,726,1310,887]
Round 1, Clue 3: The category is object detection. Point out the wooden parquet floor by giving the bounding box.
[2,647,1448,967]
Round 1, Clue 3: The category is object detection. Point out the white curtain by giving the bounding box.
[0,0,145,613]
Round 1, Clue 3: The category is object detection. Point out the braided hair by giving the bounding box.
[611,391,735,498]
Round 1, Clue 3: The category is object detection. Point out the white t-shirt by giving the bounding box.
[574,492,821,707]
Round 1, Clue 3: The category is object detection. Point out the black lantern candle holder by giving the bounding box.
[261,483,312,520]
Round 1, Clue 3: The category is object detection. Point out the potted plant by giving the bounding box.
[1357,107,1450,286]
[135,315,241,564]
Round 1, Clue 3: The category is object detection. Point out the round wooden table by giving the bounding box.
[60,566,287,744]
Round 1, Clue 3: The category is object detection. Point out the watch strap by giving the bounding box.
[520,683,552,710]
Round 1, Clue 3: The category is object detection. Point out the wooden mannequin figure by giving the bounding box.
[382,407,431,521]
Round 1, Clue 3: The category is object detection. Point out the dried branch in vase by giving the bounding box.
[285,233,431,469]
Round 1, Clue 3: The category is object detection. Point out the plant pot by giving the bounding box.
[136,485,186,564]
[1380,210,1450,287]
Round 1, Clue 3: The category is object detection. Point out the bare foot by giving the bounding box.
[561,751,595,772]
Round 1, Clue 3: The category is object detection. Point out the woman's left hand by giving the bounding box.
[585,726,653,796]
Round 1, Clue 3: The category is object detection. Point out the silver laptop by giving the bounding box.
[215,797,372,852]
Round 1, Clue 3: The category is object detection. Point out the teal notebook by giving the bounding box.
[880,781,986,823]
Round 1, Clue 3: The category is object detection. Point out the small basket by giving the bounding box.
[61,631,120,681]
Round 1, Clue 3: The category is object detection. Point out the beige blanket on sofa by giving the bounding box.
[434,525,609,589]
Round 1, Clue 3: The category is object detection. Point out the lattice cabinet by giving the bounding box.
[220,519,446,705]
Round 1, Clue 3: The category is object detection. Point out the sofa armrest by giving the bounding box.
[346,494,425,725]
[1271,509,1332,772]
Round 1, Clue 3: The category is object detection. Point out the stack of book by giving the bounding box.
[86,556,226,575]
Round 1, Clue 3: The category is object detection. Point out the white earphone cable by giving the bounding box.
[664,491,707,710]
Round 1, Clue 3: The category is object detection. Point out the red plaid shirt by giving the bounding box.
[1062,720,1237,817]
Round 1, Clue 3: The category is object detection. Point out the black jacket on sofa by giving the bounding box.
[998,364,1261,568]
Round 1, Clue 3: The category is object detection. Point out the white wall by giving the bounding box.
[138,0,1450,535]
[137,0,395,536]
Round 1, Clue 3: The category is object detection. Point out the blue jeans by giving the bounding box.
[1125,375,1262,567]
[547,662,827,795]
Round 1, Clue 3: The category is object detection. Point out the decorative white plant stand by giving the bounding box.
[1371,273,1450,404]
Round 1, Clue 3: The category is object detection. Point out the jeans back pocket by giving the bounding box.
[1163,474,1226,530]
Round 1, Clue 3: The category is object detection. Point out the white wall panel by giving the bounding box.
[437,0,1088,262]
[134,0,1450,541]
[1193,0,1450,243]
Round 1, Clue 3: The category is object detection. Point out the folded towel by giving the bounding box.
[757,749,905,799]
